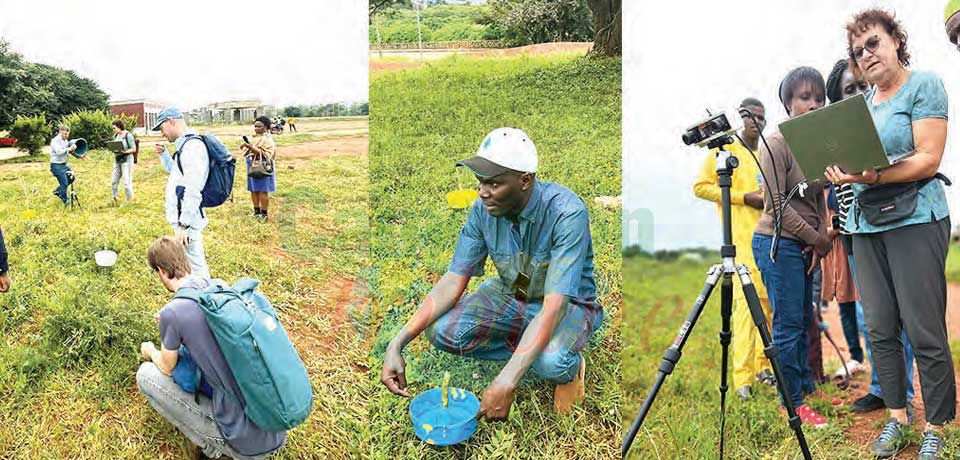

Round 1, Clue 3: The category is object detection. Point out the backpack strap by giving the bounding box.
[174,135,204,176]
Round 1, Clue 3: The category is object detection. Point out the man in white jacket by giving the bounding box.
[152,108,211,279]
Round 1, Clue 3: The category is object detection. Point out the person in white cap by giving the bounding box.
[380,127,604,419]
[153,108,211,279]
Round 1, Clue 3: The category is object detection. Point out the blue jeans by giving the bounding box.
[50,162,70,205]
[838,301,864,363]
[848,254,914,401]
[753,234,815,407]
[425,278,604,384]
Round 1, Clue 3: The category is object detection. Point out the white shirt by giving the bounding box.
[160,130,209,231]
[49,136,71,164]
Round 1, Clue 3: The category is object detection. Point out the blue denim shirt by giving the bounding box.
[449,180,599,309]
[846,71,950,234]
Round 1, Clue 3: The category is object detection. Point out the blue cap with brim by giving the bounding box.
[152,108,183,131]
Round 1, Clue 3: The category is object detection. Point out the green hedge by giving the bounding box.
[8,114,50,156]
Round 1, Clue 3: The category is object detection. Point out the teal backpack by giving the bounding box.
[175,278,313,432]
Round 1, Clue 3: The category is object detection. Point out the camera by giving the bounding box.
[681,111,743,147]
[66,170,76,185]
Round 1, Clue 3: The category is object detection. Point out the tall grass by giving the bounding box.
[368,54,622,459]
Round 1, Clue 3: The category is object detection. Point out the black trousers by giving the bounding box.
[853,217,955,424]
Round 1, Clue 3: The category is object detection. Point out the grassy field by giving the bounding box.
[623,253,960,459]
[0,122,370,458]
[368,53,622,459]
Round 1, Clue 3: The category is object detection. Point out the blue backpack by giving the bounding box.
[175,134,235,208]
[175,278,313,432]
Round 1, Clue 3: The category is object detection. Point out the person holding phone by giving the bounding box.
[240,116,277,221]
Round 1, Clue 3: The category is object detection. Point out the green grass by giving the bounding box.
[622,255,960,459]
[368,54,622,459]
[0,128,370,458]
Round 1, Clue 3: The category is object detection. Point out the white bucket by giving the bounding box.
[95,249,118,267]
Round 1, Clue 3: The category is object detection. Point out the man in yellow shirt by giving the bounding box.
[693,98,774,400]
[287,116,297,133]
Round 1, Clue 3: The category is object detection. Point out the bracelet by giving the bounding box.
[872,169,882,185]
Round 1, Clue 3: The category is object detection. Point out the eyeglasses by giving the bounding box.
[852,35,881,62]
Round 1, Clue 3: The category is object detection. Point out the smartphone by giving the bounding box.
[242,135,250,144]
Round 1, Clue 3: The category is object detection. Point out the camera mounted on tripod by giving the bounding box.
[681,110,742,148]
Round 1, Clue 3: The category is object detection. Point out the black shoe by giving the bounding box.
[851,393,885,413]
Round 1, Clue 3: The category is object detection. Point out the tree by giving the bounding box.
[489,0,593,46]
[370,0,411,16]
[0,39,109,130]
[587,0,621,56]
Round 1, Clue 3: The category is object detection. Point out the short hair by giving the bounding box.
[825,59,849,104]
[112,119,125,130]
[59,125,70,132]
[255,116,272,129]
[147,236,192,279]
[778,66,825,115]
[739,97,764,110]
[846,9,910,77]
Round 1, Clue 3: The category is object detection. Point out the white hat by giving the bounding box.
[457,127,538,177]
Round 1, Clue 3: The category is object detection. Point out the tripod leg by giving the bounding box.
[718,272,733,460]
[737,265,813,460]
[622,264,723,458]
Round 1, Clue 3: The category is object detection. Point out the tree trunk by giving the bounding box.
[587,0,622,57]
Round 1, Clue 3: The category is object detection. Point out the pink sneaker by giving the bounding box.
[796,404,829,428]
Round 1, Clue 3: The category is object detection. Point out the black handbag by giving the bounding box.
[855,173,950,226]
[248,153,275,178]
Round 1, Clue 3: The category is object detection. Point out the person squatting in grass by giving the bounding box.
[826,9,954,459]
[138,236,285,460]
[752,66,833,429]
[111,119,137,202]
[693,97,777,401]
[49,124,86,206]
[823,57,917,417]
[0,226,9,292]
[381,128,604,419]
[240,116,277,221]
[153,108,211,279]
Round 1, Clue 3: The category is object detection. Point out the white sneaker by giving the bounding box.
[833,359,864,378]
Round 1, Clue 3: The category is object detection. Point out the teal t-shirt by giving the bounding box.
[846,71,949,234]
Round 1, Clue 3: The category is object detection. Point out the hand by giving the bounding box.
[174,227,189,247]
[743,191,764,210]
[154,144,165,154]
[825,165,878,185]
[478,379,516,421]
[827,226,839,240]
[0,272,10,292]
[140,341,157,361]
[68,144,77,152]
[807,252,822,275]
[79,155,87,161]
[153,310,161,323]
[381,345,411,397]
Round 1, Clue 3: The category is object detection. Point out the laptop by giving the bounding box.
[779,94,889,181]
[105,140,125,153]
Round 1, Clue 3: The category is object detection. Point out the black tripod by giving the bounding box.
[621,136,812,460]
[66,172,82,211]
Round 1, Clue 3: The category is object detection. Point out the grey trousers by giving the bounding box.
[111,155,134,200]
[136,362,278,460]
[853,217,955,425]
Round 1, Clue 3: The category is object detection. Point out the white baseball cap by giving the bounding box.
[457,127,538,177]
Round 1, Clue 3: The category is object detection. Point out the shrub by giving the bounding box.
[43,298,152,368]
[8,113,50,156]
[59,110,114,150]
[115,112,139,133]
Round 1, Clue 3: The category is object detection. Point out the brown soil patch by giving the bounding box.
[285,276,369,357]
[820,282,960,457]
[278,136,367,161]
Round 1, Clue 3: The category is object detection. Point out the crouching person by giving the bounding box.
[137,236,286,460]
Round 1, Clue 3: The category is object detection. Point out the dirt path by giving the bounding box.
[369,42,593,73]
[820,282,960,457]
